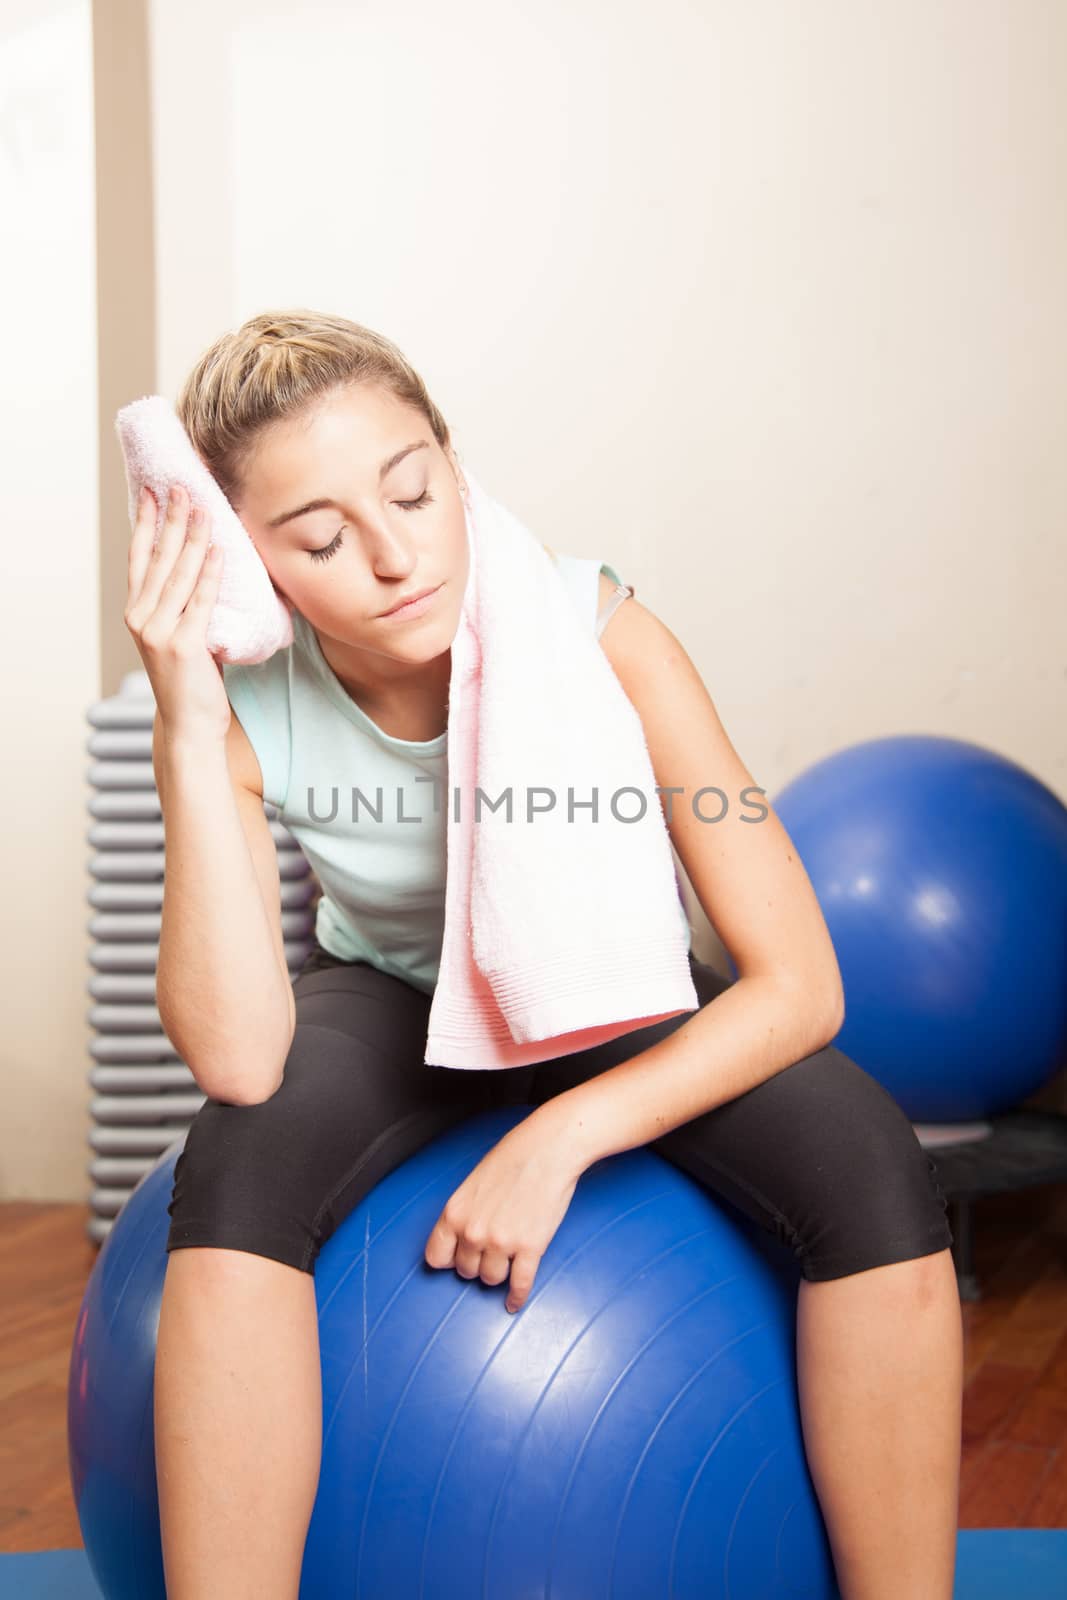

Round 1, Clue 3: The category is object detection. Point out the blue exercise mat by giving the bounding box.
[3,1530,1066,1598]
[0,1549,103,1599]
[954,1531,1067,1597]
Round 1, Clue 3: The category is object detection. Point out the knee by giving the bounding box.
[789,1048,953,1282]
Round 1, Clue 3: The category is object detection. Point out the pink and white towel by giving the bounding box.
[426,468,697,1067]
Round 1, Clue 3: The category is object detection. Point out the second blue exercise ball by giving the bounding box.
[69,1106,838,1598]
[773,735,1067,1121]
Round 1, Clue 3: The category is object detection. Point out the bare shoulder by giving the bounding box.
[593,587,752,838]
[595,581,691,695]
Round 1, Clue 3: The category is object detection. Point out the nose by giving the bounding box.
[366,521,417,578]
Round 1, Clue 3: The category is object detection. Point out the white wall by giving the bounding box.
[152,0,1065,797]
[151,0,1066,980]
[0,0,98,1199]
[5,0,1065,1198]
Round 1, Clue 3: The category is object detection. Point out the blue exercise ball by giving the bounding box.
[69,1106,837,1598]
[772,734,1067,1122]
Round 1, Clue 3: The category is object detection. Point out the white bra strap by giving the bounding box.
[595,581,634,639]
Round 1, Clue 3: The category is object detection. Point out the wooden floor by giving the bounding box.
[1,1184,1065,1553]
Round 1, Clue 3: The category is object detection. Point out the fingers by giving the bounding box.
[423,1216,457,1271]
[453,1239,483,1280]
[144,485,202,617]
[151,507,218,644]
[173,524,224,643]
[505,1249,539,1314]
[425,1233,538,1314]
[127,485,218,643]
[475,1246,511,1288]
[449,1238,531,1309]
[127,483,177,617]
[423,1209,540,1314]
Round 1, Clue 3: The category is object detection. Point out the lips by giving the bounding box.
[379,584,441,617]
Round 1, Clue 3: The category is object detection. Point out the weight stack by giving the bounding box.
[84,669,316,1246]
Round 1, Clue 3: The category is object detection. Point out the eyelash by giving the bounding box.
[308,490,434,564]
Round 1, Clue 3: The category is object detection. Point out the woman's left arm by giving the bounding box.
[424,582,847,1312]
[532,578,847,1174]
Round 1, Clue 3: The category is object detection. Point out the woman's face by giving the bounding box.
[234,382,470,670]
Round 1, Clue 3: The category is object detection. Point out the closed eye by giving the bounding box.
[308,490,435,564]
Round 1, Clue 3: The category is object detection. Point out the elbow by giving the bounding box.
[159,1003,293,1107]
[211,1025,294,1105]
[214,1074,285,1108]
[824,998,845,1045]
[195,1051,289,1107]
[817,981,846,1046]
[771,971,844,1051]
[801,945,846,1046]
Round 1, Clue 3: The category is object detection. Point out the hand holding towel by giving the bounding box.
[115,395,293,664]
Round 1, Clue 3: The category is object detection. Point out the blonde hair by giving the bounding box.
[177,306,557,564]
[176,307,455,512]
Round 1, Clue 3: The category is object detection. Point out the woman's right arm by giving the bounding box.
[125,480,295,1106]
[153,714,296,1106]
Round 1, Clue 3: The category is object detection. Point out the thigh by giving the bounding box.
[290,958,536,1124]
[528,955,953,1282]
[166,958,534,1274]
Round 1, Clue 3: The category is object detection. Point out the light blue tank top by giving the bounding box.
[223,555,690,993]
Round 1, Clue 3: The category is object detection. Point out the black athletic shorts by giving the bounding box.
[165,944,953,1282]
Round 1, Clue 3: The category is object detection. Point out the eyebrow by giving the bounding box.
[265,440,430,529]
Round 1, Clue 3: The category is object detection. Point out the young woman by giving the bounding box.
[127,309,962,1600]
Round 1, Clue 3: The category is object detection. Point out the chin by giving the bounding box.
[409,621,455,661]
